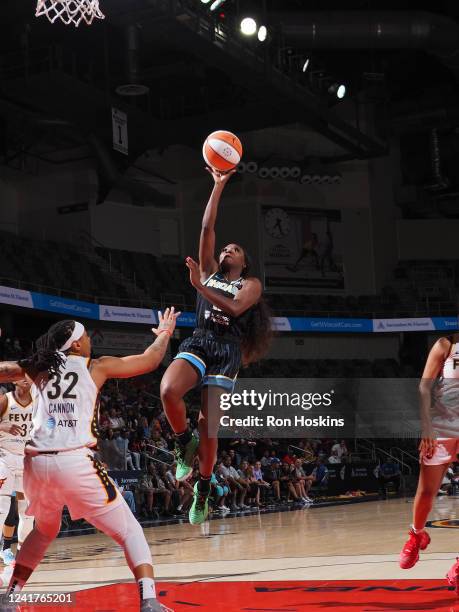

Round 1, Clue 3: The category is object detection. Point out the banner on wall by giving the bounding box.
[99,305,157,324]
[261,206,345,292]
[0,284,457,333]
[0,286,34,309]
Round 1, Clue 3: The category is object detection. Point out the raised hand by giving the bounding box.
[152,306,181,337]
[185,256,202,289]
[205,166,237,186]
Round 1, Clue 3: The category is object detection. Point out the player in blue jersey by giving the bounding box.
[160,167,272,525]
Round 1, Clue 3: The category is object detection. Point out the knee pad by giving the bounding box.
[90,502,151,570]
[5,496,18,528]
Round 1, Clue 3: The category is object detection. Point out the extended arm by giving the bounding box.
[0,362,27,384]
[186,258,262,317]
[91,308,180,387]
[199,169,235,280]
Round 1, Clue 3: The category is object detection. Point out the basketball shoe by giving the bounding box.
[189,482,209,525]
[399,528,431,569]
[174,434,199,481]
[446,557,459,596]
[0,550,14,567]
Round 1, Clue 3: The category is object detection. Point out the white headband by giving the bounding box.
[59,321,85,352]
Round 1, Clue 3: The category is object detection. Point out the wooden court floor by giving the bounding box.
[7,497,459,611]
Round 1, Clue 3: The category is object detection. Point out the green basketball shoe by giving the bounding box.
[174,433,199,481]
[189,481,210,525]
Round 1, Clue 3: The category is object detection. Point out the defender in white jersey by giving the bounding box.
[0,381,34,568]
[0,313,179,612]
[399,334,459,588]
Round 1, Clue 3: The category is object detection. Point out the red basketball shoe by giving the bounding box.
[399,529,431,569]
[447,558,459,595]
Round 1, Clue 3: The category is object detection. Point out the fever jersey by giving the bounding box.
[28,354,99,452]
[195,271,253,340]
[0,391,33,455]
[432,340,459,437]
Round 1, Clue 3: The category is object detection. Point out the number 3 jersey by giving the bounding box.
[0,392,33,455]
[28,354,99,452]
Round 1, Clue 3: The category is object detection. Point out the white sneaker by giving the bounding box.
[219,505,230,511]
[303,496,314,504]
[0,549,14,566]
[240,504,250,509]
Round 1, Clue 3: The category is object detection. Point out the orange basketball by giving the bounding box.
[202,130,243,172]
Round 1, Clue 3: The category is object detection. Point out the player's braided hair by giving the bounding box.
[221,247,273,365]
[18,320,75,378]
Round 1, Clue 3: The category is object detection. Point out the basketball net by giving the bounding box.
[35,0,105,27]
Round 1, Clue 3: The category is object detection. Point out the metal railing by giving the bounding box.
[389,447,419,471]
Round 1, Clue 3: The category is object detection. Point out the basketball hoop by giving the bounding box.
[35,0,105,27]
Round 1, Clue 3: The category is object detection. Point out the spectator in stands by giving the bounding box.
[331,440,348,460]
[378,460,401,496]
[138,416,151,440]
[128,433,143,470]
[114,429,131,470]
[253,460,271,505]
[148,430,171,463]
[228,448,240,469]
[157,464,180,513]
[113,478,136,515]
[328,449,341,464]
[260,450,271,468]
[99,428,124,471]
[99,408,110,431]
[108,407,125,431]
[262,458,281,502]
[219,456,250,511]
[124,408,139,432]
[292,459,313,503]
[138,463,172,518]
[279,462,300,502]
[311,459,329,489]
[211,468,230,513]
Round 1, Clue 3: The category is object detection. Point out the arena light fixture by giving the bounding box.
[302,58,310,72]
[200,0,212,4]
[328,83,346,99]
[257,25,268,42]
[240,17,257,36]
[210,0,226,11]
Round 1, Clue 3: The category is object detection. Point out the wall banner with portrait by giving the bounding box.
[261,206,345,292]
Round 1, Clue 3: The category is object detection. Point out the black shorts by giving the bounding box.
[174,329,241,391]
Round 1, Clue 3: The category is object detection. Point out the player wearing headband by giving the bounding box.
[0,313,179,612]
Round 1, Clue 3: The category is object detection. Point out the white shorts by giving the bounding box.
[24,447,123,521]
[422,438,459,466]
[0,450,25,496]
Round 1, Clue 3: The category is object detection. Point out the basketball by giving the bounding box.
[203,130,243,172]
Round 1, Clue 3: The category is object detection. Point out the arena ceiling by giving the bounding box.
[1,1,459,180]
